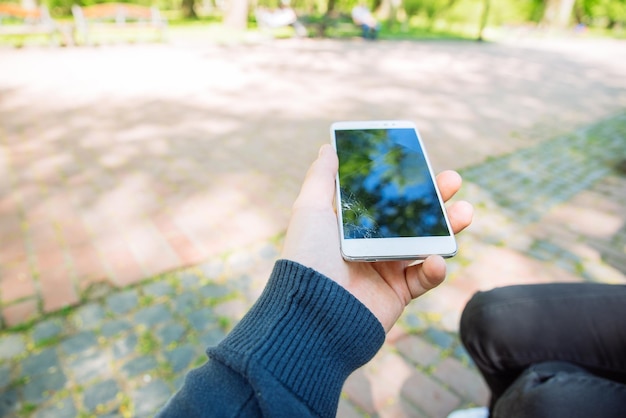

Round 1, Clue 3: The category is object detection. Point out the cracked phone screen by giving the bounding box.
[336,128,449,239]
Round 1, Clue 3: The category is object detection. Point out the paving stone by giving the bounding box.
[228,275,252,293]
[432,357,489,405]
[200,261,224,279]
[68,351,110,384]
[33,397,77,418]
[22,369,67,403]
[101,319,132,337]
[134,305,173,327]
[0,334,25,360]
[171,291,202,314]
[424,328,456,350]
[453,345,473,366]
[213,299,247,320]
[227,252,254,273]
[342,369,375,414]
[199,283,232,300]
[173,374,186,391]
[187,307,218,332]
[112,334,137,359]
[258,244,278,260]
[165,344,196,373]
[21,348,60,377]
[73,303,106,330]
[336,399,363,418]
[83,379,119,412]
[122,355,158,377]
[3,296,39,327]
[59,331,98,355]
[402,313,427,332]
[98,410,122,418]
[0,388,19,417]
[131,379,171,417]
[0,364,10,389]
[106,290,139,315]
[143,281,174,298]
[527,245,555,261]
[199,327,227,347]
[395,335,441,368]
[156,323,186,346]
[401,370,461,418]
[32,319,64,345]
[178,272,200,289]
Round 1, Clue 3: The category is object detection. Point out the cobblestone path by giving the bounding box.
[0,113,624,417]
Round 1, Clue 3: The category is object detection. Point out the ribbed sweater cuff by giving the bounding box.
[209,259,385,417]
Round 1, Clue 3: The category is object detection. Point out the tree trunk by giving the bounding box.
[224,0,249,30]
[182,0,199,18]
[477,0,490,41]
[542,0,575,28]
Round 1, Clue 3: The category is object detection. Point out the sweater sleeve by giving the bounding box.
[157,259,386,418]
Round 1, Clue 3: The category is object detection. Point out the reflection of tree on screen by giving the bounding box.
[337,129,449,239]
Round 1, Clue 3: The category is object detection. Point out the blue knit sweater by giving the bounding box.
[157,259,386,417]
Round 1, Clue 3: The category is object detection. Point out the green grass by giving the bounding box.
[1,14,623,48]
[137,331,159,355]
[19,403,37,417]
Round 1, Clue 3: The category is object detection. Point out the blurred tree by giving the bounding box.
[224,0,249,28]
[602,0,626,28]
[542,0,576,27]
[578,0,626,28]
[477,0,489,39]
[404,0,456,29]
[34,0,625,34]
[182,0,198,17]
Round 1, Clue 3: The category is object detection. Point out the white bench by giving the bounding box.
[255,6,307,37]
[71,3,167,45]
[0,4,67,46]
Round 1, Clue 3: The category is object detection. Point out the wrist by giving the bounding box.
[210,259,385,417]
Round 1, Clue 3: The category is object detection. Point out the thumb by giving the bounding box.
[293,144,338,210]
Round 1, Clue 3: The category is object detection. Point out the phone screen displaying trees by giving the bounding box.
[336,128,449,239]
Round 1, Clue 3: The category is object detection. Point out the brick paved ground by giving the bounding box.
[0,37,625,417]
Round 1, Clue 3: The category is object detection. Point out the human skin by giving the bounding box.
[282,144,474,332]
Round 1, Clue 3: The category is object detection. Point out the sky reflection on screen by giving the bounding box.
[336,128,449,239]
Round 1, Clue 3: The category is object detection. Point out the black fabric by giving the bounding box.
[460,283,626,416]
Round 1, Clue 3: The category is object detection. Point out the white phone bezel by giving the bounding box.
[330,120,457,261]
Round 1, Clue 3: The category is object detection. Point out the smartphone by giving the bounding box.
[331,120,457,261]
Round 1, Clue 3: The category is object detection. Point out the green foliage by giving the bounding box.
[578,0,626,27]
[404,0,453,23]
[44,0,181,17]
[33,0,626,35]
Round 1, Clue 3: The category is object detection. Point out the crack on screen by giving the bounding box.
[341,189,379,239]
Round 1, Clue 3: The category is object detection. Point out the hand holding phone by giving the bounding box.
[281,143,473,331]
[331,120,457,261]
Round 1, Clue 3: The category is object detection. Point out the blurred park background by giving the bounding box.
[1,0,625,45]
[1,0,626,415]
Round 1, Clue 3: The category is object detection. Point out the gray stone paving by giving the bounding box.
[461,113,626,225]
[0,111,623,417]
[0,237,278,417]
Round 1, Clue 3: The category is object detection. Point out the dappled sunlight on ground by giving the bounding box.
[0,37,625,417]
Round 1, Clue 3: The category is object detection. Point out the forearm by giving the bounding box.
[158,259,386,417]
